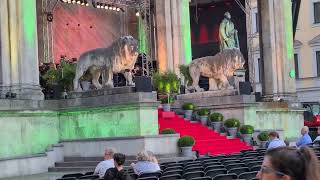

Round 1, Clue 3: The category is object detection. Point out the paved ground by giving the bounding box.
[0,172,77,180]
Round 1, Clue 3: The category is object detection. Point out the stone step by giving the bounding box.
[55,160,138,167]
[48,166,96,172]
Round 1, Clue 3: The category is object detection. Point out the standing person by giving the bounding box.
[296,126,312,147]
[94,148,116,178]
[104,153,132,180]
[257,146,320,180]
[267,131,286,150]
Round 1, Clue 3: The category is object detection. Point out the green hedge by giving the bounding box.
[209,113,224,122]
[198,108,210,116]
[182,103,195,110]
[178,136,195,147]
[258,131,269,141]
[224,118,240,128]
[240,125,255,134]
[161,128,176,134]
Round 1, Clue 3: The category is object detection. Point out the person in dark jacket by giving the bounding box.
[104,153,132,180]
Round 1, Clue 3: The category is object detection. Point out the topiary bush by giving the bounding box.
[240,125,255,134]
[224,118,241,128]
[178,136,195,147]
[198,108,210,116]
[209,113,224,122]
[258,131,269,141]
[182,103,195,110]
[161,128,176,134]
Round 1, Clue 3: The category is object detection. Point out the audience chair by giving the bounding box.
[165,166,183,171]
[238,171,258,180]
[62,173,84,178]
[184,166,204,173]
[225,163,245,170]
[205,169,227,178]
[84,172,94,176]
[228,167,249,175]
[56,178,76,180]
[247,161,262,169]
[203,159,220,164]
[204,162,222,168]
[139,171,162,178]
[162,169,183,176]
[183,171,205,180]
[250,165,261,171]
[212,173,237,180]
[137,176,158,180]
[159,174,182,180]
[222,160,241,166]
[191,176,212,180]
[204,165,225,172]
[77,175,99,179]
[220,158,238,163]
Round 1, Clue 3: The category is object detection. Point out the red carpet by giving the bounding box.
[158,110,253,155]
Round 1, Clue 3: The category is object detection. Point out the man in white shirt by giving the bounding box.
[267,131,286,150]
[94,148,116,178]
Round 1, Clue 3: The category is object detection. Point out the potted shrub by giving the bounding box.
[153,71,180,98]
[258,131,269,148]
[182,103,194,120]
[224,118,240,138]
[198,108,210,125]
[240,125,255,145]
[161,128,176,134]
[177,136,195,157]
[209,113,224,132]
[160,95,174,112]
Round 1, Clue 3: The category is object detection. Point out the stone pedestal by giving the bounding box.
[0,0,44,100]
[173,93,303,139]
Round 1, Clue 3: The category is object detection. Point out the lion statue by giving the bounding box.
[189,48,245,92]
[73,36,138,91]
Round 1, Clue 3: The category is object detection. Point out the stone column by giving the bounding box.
[171,0,181,74]
[258,0,296,101]
[0,0,44,100]
[155,0,173,72]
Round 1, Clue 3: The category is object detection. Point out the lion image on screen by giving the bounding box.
[73,36,139,91]
[189,48,245,92]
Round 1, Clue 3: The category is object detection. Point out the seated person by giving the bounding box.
[131,150,160,175]
[104,153,132,180]
[296,126,312,148]
[94,148,116,178]
[267,131,286,150]
[313,127,320,145]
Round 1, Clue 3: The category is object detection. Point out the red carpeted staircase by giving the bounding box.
[158,110,252,155]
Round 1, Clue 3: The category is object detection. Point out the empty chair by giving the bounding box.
[183,171,205,180]
[179,159,195,164]
[77,175,99,179]
[244,152,260,157]
[238,171,258,180]
[196,157,212,161]
[212,173,237,180]
[161,162,177,167]
[184,163,202,169]
[191,176,212,180]
[220,158,237,163]
[203,159,220,164]
[84,172,94,175]
[186,161,202,166]
[227,154,242,159]
[62,173,84,178]
[56,178,76,180]
[209,155,226,160]
[137,176,158,180]
[204,162,222,168]
[242,159,257,165]
[247,161,262,169]
[205,169,227,178]
[222,160,241,166]
[184,166,204,173]
[165,166,183,171]
[228,167,249,175]
[139,171,162,178]
[162,169,183,176]
[250,165,261,171]
[204,165,225,172]
[225,163,245,170]
[160,174,182,180]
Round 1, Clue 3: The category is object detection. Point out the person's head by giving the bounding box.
[104,148,116,160]
[268,131,279,141]
[224,11,231,19]
[136,150,151,161]
[113,153,126,167]
[257,146,320,180]
[301,126,309,135]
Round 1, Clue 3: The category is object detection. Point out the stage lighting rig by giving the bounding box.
[92,1,124,12]
[60,0,89,6]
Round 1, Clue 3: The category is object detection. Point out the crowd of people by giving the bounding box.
[93,126,320,180]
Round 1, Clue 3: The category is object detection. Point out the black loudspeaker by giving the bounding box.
[255,92,262,102]
[239,82,252,95]
[135,76,152,92]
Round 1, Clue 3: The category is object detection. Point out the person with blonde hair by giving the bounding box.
[131,150,160,175]
[257,146,320,180]
[296,126,312,147]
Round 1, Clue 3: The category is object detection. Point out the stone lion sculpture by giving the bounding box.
[189,48,245,92]
[73,36,138,91]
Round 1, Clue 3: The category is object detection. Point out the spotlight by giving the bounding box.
[105,5,109,9]
[67,0,71,3]
[97,3,101,8]
[81,0,85,5]
[112,7,116,11]
[135,11,140,17]
[109,6,113,10]
[86,2,89,6]
[116,7,120,11]
[62,0,68,2]
[72,0,76,3]
[101,3,105,9]
[77,0,81,4]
